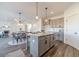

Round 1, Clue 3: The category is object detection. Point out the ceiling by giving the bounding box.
[0,2,74,23]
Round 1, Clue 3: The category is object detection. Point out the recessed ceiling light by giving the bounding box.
[50,11,54,14]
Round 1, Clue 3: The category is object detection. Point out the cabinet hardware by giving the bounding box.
[45,40,47,44]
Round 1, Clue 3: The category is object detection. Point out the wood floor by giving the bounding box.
[0,37,79,57]
[0,37,26,57]
[43,40,79,57]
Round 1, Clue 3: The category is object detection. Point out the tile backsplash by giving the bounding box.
[44,27,64,34]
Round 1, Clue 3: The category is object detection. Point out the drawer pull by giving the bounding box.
[45,40,47,44]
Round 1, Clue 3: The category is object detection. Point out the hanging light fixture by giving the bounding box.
[16,12,23,26]
[35,2,39,20]
[19,12,21,19]
[45,7,48,22]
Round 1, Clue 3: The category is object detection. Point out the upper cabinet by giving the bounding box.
[41,17,64,29]
[42,19,51,26]
[52,18,64,28]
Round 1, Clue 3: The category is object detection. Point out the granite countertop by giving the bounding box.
[27,32,54,37]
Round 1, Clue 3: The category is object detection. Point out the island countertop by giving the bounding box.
[27,32,55,37]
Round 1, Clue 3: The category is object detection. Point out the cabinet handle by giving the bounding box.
[45,40,47,44]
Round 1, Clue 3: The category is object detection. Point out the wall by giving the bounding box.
[0,19,41,33]
[0,21,26,33]
[30,19,42,32]
[64,3,79,50]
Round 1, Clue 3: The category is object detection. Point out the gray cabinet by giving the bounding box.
[50,34,54,47]
[54,33,60,40]
[38,35,50,56]
[54,31,64,42]
[29,34,54,57]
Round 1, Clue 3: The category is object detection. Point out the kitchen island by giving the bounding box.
[28,33,55,57]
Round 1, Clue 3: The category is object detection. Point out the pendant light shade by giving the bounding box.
[35,2,39,20]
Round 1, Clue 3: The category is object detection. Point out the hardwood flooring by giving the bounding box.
[0,37,79,57]
[0,37,26,57]
[43,40,79,57]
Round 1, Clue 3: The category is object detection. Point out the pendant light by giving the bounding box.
[45,7,48,22]
[35,2,39,20]
[19,12,21,19]
[18,12,22,23]
[17,12,23,26]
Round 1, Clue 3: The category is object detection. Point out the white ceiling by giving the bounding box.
[0,2,74,23]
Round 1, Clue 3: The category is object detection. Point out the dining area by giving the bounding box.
[0,31,29,57]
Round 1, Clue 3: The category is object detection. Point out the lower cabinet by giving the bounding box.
[50,34,54,47]
[29,34,54,57]
[38,35,50,56]
[54,32,64,42]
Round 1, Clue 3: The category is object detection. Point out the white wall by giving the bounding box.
[30,19,42,32]
[0,18,41,33]
[64,3,79,50]
[0,21,26,33]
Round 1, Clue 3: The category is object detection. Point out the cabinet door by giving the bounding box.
[54,33,59,40]
[38,36,46,56]
[50,34,54,47]
[46,35,51,48]
[38,35,50,56]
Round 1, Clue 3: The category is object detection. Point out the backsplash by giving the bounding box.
[44,27,64,34]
